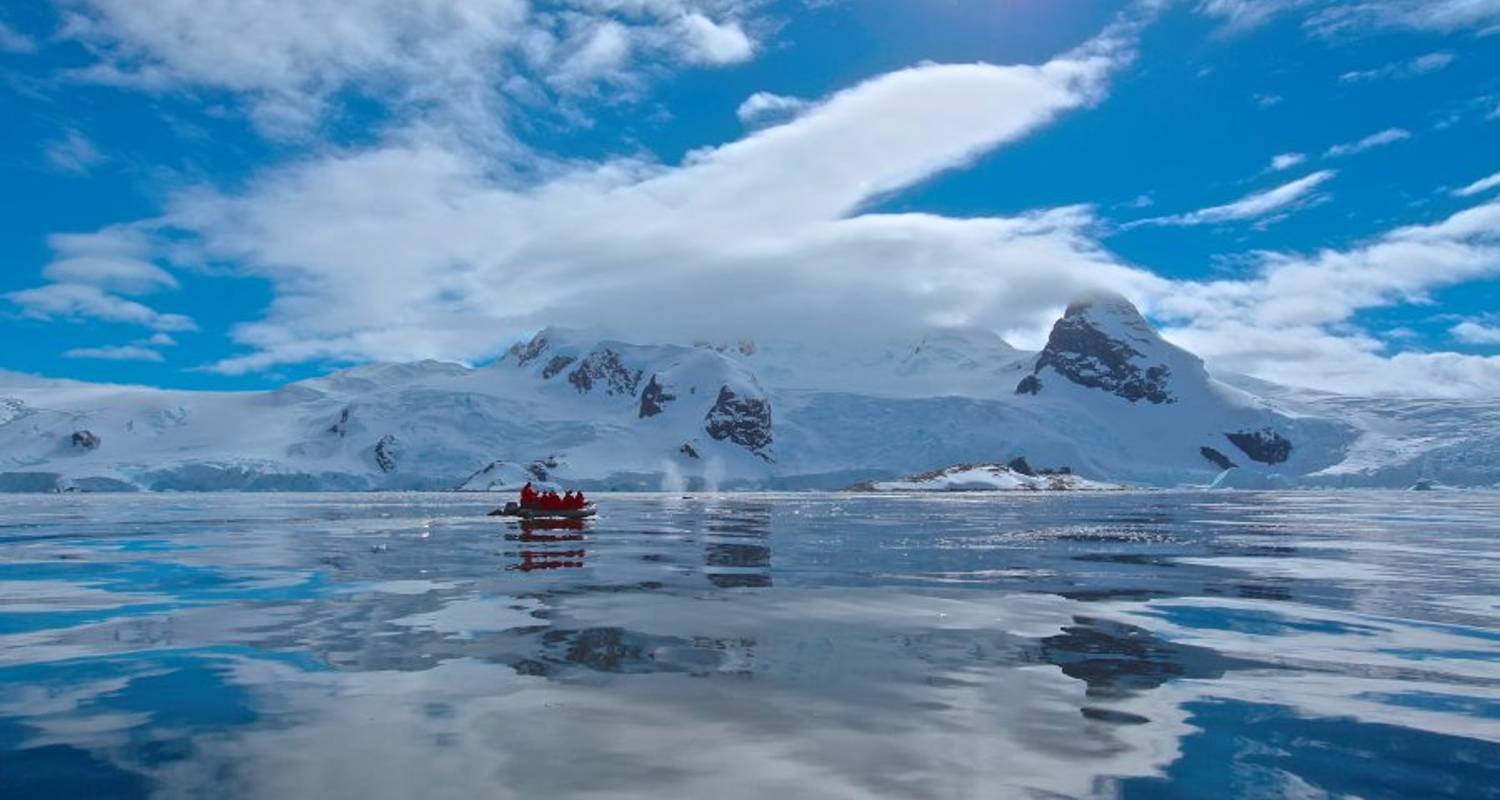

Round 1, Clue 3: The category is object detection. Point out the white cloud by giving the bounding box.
[1269,152,1306,171]
[1129,170,1335,228]
[62,345,166,362]
[5,283,197,332]
[1454,170,1500,198]
[1195,0,1313,32]
[1309,1,1500,35]
[1198,0,1500,35]
[1412,51,1457,72]
[1166,201,1500,329]
[1339,51,1454,83]
[57,0,763,137]
[44,130,107,174]
[0,19,36,53]
[126,15,1149,374]
[673,12,754,65]
[1325,127,1410,157]
[1151,199,1500,395]
[38,226,179,294]
[548,19,635,89]
[1453,321,1500,345]
[4,224,192,335]
[736,92,811,127]
[27,4,1500,397]
[42,257,179,295]
[144,332,178,346]
[1252,92,1283,108]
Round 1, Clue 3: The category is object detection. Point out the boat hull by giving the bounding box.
[489,502,597,520]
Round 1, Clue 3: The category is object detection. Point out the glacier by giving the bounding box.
[2,294,1497,492]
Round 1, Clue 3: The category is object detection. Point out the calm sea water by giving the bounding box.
[2,491,1499,799]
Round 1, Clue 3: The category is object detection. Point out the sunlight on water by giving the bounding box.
[2,491,1499,798]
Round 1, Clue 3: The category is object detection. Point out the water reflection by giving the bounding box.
[506,519,589,572]
[703,501,772,589]
[1,491,1499,798]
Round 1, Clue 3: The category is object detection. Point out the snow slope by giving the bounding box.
[1,297,1495,491]
[0,330,777,492]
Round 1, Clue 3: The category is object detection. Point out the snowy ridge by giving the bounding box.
[2,297,1497,491]
[456,458,561,492]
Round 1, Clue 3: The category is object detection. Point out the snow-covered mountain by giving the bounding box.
[2,294,1495,491]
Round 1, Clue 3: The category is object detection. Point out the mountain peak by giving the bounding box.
[1017,291,1201,405]
[1060,291,1160,347]
[500,326,616,368]
[1063,289,1136,317]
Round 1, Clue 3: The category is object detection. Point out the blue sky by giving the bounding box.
[2,0,1499,395]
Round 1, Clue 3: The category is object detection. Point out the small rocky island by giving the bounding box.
[850,461,1124,492]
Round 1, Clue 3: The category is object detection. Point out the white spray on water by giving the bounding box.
[659,459,687,493]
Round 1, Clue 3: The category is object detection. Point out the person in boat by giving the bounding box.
[563,490,575,507]
[520,482,538,507]
[572,490,588,509]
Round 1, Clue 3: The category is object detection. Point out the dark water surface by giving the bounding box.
[2,491,1499,799]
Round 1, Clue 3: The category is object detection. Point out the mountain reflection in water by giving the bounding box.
[1,491,1499,799]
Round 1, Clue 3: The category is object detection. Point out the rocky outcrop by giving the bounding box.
[457,457,561,492]
[1018,294,1176,404]
[507,332,551,366]
[694,339,758,357]
[638,375,676,418]
[541,355,575,380]
[1007,456,1036,476]
[1200,446,1238,471]
[527,456,558,482]
[680,442,700,459]
[71,430,101,451]
[1226,428,1292,465]
[373,434,399,473]
[704,386,772,458]
[568,349,642,397]
[0,398,28,426]
[328,407,351,437]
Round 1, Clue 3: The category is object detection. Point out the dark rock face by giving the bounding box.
[1226,429,1292,465]
[508,332,550,366]
[568,349,642,397]
[1007,457,1036,477]
[1023,298,1175,404]
[328,407,351,437]
[638,375,676,418]
[1015,374,1042,395]
[704,386,772,458]
[374,434,399,473]
[527,457,558,482]
[71,430,101,451]
[1200,446,1237,471]
[680,442,700,460]
[541,355,575,380]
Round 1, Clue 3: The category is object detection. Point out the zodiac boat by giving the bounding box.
[489,501,598,520]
